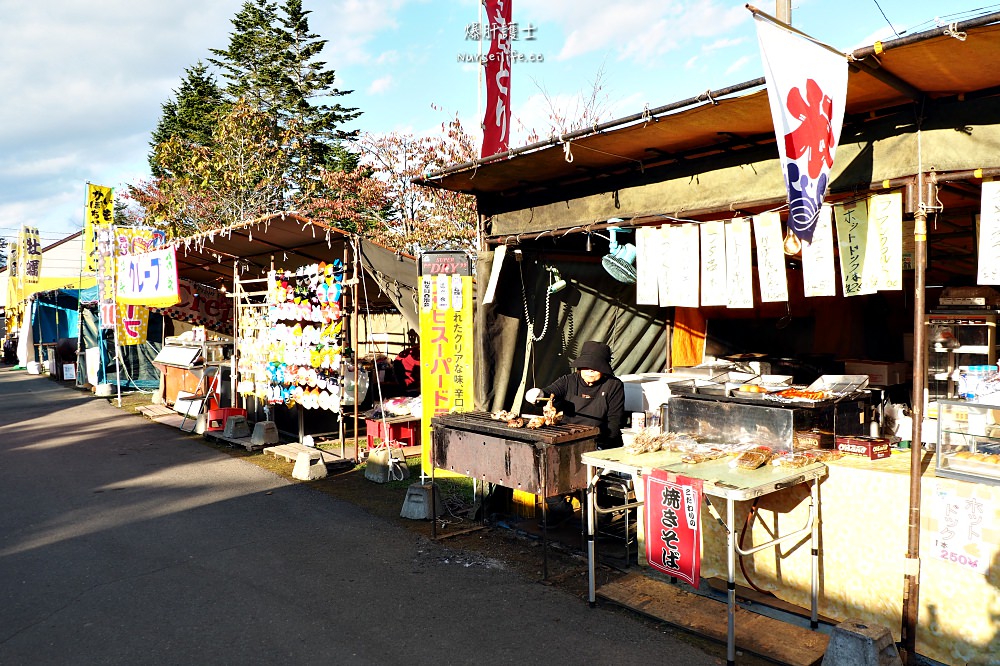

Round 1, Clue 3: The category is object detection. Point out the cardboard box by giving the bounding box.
[836,436,892,460]
[842,360,911,386]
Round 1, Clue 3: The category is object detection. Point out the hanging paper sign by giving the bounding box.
[116,246,180,307]
[835,201,877,296]
[802,204,837,297]
[726,218,754,308]
[116,302,149,346]
[755,17,847,242]
[660,225,699,307]
[870,192,903,291]
[85,184,113,272]
[753,212,789,303]
[418,251,474,477]
[977,181,1000,284]
[931,483,991,575]
[635,226,663,306]
[700,221,727,307]
[645,469,702,586]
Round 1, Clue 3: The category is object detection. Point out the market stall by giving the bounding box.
[161,213,418,457]
[414,11,1000,665]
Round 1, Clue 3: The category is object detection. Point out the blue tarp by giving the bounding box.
[32,289,81,344]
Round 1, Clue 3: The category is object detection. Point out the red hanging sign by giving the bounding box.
[481,0,512,158]
[644,469,702,586]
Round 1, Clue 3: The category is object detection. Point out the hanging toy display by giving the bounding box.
[236,260,348,412]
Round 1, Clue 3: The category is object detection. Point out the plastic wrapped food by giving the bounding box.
[729,446,773,470]
[660,432,704,453]
[803,449,843,462]
[680,447,729,464]
[625,427,664,454]
[771,452,813,468]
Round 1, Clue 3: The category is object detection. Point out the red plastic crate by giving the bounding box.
[366,417,421,449]
[207,407,247,432]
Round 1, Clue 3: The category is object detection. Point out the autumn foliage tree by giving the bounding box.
[358,112,479,255]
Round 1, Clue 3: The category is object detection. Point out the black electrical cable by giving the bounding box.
[871,0,902,37]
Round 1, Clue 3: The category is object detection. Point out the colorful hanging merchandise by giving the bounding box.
[236,261,347,411]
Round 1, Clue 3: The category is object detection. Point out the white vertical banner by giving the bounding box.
[834,201,877,297]
[870,191,903,291]
[674,224,701,307]
[978,181,1000,284]
[753,212,789,303]
[700,221,728,306]
[754,16,848,243]
[726,218,754,309]
[802,204,837,297]
[635,226,663,305]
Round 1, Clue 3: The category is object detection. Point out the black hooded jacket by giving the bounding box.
[542,372,625,449]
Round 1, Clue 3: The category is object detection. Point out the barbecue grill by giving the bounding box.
[431,411,600,496]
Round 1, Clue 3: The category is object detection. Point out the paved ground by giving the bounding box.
[0,370,745,665]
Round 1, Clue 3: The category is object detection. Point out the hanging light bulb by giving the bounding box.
[585,233,592,253]
[783,227,802,256]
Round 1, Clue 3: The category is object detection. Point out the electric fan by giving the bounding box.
[601,227,637,283]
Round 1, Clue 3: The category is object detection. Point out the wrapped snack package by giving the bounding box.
[804,449,843,462]
[660,432,704,453]
[680,446,730,464]
[772,452,813,468]
[729,445,773,470]
[625,427,664,454]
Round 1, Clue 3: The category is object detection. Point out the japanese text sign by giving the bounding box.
[978,181,1000,285]
[419,251,474,475]
[931,483,991,575]
[85,184,113,272]
[726,218,754,308]
[481,0,512,157]
[645,469,702,586]
[755,17,847,242]
[116,246,180,308]
[753,212,789,303]
[802,204,837,297]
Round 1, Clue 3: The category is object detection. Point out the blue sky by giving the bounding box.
[0,0,996,248]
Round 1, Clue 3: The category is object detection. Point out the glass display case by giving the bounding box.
[926,311,998,404]
[935,398,1000,486]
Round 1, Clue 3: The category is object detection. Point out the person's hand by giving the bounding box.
[525,387,545,404]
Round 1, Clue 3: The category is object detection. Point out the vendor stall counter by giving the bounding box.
[582,447,826,666]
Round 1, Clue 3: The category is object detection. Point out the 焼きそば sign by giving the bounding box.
[645,469,702,586]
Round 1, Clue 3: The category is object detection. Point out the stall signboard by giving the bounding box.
[19,226,42,285]
[644,468,702,586]
[802,204,837,297]
[931,483,991,575]
[419,251,474,476]
[96,226,116,330]
[85,184,113,272]
[150,279,233,335]
[116,246,180,308]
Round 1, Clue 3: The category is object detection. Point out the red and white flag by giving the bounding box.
[755,15,847,242]
[481,0,512,157]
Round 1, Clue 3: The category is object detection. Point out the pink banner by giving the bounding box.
[481,0,512,157]
[644,469,702,586]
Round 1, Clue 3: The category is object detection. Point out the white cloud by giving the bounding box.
[368,75,395,95]
[724,55,751,76]
[525,0,749,65]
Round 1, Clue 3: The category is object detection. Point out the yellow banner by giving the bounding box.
[85,184,113,272]
[21,226,41,285]
[116,302,150,346]
[419,270,474,476]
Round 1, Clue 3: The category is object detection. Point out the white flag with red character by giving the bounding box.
[755,16,848,243]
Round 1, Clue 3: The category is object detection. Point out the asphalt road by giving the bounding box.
[0,370,731,665]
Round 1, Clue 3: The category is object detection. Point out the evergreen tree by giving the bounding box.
[208,0,283,112]
[148,62,225,177]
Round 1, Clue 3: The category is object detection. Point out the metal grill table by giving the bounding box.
[431,411,599,577]
[582,448,827,666]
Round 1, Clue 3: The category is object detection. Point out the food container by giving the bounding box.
[836,435,892,460]
[795,429,835,450]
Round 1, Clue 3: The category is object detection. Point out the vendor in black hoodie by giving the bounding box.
[526,340,626,450]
